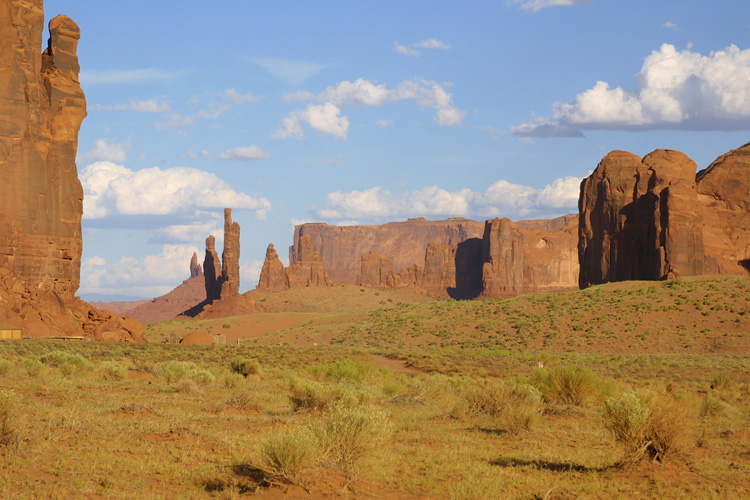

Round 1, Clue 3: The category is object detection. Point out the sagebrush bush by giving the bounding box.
[603,390,688,465]
[699,394,727,418]
[40,351,88,376]
[100,360,128,380]
[0,389,20,450]
[314,400,390,471]
[260,428,318,483]
[288,379,344,412]
[0,359,12,376]
[22,357,42,377]
[533,365,602,407]
[163,361,215,385]
[230,358,262,378]
[308,359,374,384]
[710,374,735,392]
[460,380,542,431]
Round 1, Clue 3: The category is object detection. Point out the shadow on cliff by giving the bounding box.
[447,238,483,300]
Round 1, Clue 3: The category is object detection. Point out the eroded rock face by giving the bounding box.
[0,3,143,341]
[286,235,330,288]
[293,218,485,283]
[0,5,86,297]
[257,244,287,291]
[579,144,750,287]
[221,208,241,296]
[190,252,202,278]
[204,235,221,302]
[357,251,393,287]
[481,218,525,298]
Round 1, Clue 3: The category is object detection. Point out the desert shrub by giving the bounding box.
[460,380,542,432]
[230,358,262,378]
[223,391,259,412]
[308,359,374,384]
[699,394,728,418]
[0,389,20,450]
[288,379,346,412]
[100,361,128,380]
[0,359,11,376]
[162,361,215,385]
[447,470,500,500]
[260,428,318,483]
[222,372,245,388]
[533,365,602,407]
[22,357,43,377]
[392,374,453,406]
[710,374,735,392]
[313,401,390,472]
[603,390,688,465]
[40,351,88,376]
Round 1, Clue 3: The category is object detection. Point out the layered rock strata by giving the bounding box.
[257,236,330,291]
[579,145,750,287]
[0,3,142,341]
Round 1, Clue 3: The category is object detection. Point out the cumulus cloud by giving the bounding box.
[273,103,350,139]
[79,161,271,220]
[393,42,420,57]
[80,244,201,297]
[184,149,211,158]
[513,43,750,137]
[219,145,271,161]
[376,119,394,128]
[154,88,260,130]
[94,98,172,113]
[508,0,593,13]
[476,125,506,139]
[78,138,130,163]
[414,39,451,50]
[662,21,678,30]
[313,175,582,223]
[240,260,264,289]
[275,78,465,138]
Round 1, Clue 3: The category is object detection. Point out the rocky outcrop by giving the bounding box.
[293,217,485,283]
[579,144,750,287]
[0,6,86,297]
[286,235,330,288]
[0,3,143,341]
[257,244,287,291]
[118,256,207,323]
[481,218,525,298]
[357,252,393,287]
[423,243,457,292]
[183,208,255,319]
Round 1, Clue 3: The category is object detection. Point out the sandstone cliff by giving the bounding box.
[0,2,142,341]
[579,144,750,287]
[258,236,330,291]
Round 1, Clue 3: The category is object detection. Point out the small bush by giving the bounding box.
[40,351,88,376]
[100,361,128,380]
[289,379,344,412]
[162,361,215,385]
[533,365,602,407]
[22,358,42,377]
[0,359,12,376]
[314,401,390,472]
[230,358,262,378]
[0,389,20,450]
[260,428,318,483]
[603,390,688,466]
[222,372,245,388]
[710,374,735,392]
[460,380,542,432]
[308,359,374,384]
[699,394,727,418]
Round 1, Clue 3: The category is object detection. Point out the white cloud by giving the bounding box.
[275,78,465,138]
[393,42,420,57]
[508,0,592,13]
[184,149,211,158]
[78,138,130,163]
[156,113,196,130]
[250,57,327,85]
[513,43,750,137]
[80,161,272,219]
[662,21,678,30]
[219,145,271,161]
[376,119,394,128]
[240,260,264,289]
[476,125,506,139]
[414,39,451,50]
[80,68,186,85]
[80,244,201,297]
[94,98,172,113]
[273,103,349,139]
[313,176,582,223]
[193,88,262,120]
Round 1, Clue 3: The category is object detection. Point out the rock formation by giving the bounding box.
[117,255,207,323]
[422,243,457,292]
[293,217,485,283]
[357,252,394,287]
[182,208,255,319]
[0,2,142,341]
[257,244,287,291]
[481,218,525,298]
[579,145,750,288]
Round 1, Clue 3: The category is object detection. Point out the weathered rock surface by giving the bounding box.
[293,217,485,283]
[182,208,255,319]
[357,252,394,287]
[578,146,750,287]
[0,2,142,341]
[286,235,330,288]
[189,252,202,278]
[481,218,525,298]
[257,244,287,291]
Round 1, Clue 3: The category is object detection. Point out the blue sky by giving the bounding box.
[42,0,750,300]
